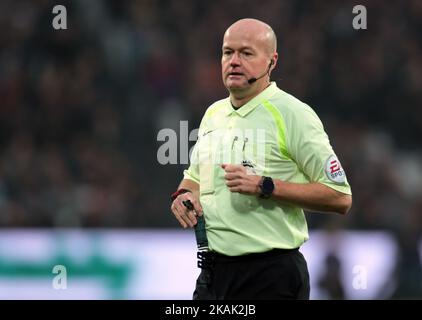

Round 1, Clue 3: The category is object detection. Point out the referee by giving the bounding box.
[170,18,352,300]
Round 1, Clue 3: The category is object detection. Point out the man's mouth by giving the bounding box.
[228,72,244,77]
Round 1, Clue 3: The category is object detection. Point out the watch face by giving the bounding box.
[262,177,274,194]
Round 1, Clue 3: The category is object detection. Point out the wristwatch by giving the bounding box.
[259,176,274,199]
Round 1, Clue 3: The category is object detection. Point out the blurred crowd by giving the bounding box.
[0,1,421,233]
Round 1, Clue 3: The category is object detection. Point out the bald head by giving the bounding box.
[224,18,277,56]
[221,18,279,99]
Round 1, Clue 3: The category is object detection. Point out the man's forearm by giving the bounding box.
[178,179,200,199]
[272,180,352,215]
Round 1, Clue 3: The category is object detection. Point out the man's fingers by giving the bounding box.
[191,200,204,217]
[221,164,235,172]
[224,172,241,180]
[172,194,203,226]
[181,195,204,218]
[183,199,201,223]
[177,200,197,227]
[174,213,188,229]
[226,179,241,187]
[221,164,237,172]
[172,200,195,228]
[229,186,244,193]
[173,200,189,229]
[185,210,198,226]
[222,164,245,174]
[196,205,204,217]
[180,209,194,228]
[181,199,198,226]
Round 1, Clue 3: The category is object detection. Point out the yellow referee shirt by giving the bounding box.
[184,82,351,256]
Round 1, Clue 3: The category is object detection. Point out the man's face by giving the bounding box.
[221,30,270,91]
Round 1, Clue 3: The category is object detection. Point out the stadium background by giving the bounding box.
[0,0,421,299]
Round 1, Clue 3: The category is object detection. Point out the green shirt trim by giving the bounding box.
[262,99,290,159]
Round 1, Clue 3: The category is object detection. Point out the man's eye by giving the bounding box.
[243,52,253,56]
[223,51,232,56]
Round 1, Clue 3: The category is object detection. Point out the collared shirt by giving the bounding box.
[184,82,352,256]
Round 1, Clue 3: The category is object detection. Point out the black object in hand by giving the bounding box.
[182,200,208,252]
[182,200,194,211]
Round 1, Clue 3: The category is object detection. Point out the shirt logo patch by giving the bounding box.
[325,155,346,184]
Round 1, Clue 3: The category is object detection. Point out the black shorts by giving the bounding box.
[193,248,310,300]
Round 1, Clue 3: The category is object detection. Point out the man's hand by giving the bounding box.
[222,164,261,195]
[171,192,203,229]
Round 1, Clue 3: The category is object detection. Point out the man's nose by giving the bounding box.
[229,53,241,66]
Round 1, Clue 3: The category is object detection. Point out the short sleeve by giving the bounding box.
[286,105,352,195]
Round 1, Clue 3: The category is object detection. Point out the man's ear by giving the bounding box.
[269,53,278,71]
